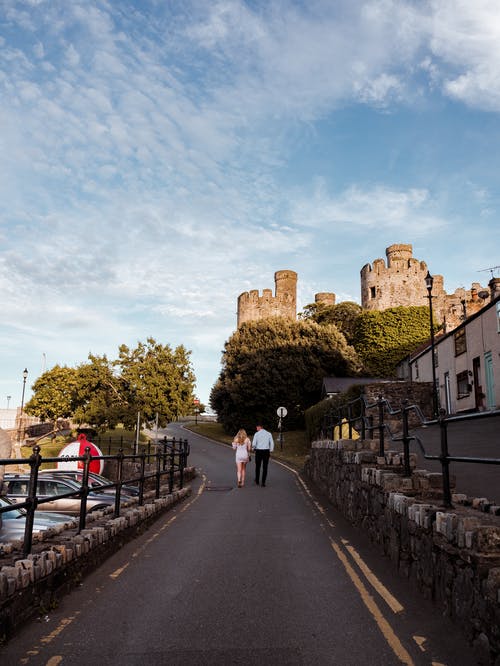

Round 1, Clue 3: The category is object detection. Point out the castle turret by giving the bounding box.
[386,243,413,267]
[315,292,336,307]
[237,270,297,326]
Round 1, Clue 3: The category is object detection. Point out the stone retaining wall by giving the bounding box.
[304,440,500,664]
[0,469,195,641]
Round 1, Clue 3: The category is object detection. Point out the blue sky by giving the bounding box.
[1,0,499,408]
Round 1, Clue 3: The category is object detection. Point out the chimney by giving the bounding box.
[489,277,500,298]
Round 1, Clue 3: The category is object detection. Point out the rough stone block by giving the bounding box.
[15,559,35,583]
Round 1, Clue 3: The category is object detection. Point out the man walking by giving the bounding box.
[252,424,274,487]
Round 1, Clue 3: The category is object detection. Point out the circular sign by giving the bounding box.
[277,406,288,417]
[58,434,104,475]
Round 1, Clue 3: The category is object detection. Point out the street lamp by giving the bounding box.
[424,272,439,417]
[18,368,28,442]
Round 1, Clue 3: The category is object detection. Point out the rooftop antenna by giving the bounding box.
[478,265,500,279]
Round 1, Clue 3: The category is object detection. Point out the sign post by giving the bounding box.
[276,406,287,450]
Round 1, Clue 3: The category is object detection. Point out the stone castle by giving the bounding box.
[237,243,499,331]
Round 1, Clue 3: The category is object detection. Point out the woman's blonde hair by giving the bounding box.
[234,429,247,444]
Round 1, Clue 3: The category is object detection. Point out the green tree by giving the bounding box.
[25,365,79,421]
[26,339,196,430]
[300,301,362,343]
[117,338,196,427]
[210,317,361,433]
[72,354,127,430]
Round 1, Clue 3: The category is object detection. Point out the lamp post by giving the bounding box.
[7,395,11,409]
[18,368,28,443]
[424,273,439,417]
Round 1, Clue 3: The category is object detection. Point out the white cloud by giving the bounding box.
[428,0,500,110]
[1,0,499,404]
[290,182,448,233]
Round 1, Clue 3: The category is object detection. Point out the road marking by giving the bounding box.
[110,564,129,579]
[414,635,427,651]
[291,469,414,663]
[39,615,79,644]
[329,537,414,665]
[341,539,404,614]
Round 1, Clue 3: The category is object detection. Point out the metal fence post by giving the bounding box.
[179,440,185,489]
[377,395,385,457]
[114,449,124,517]
[162,436,168,471]
[439,409,453,508]
[360,398,366,440]
[155,445,161,498]
[23,445,42,558]
[78,446,92,533]
[169,438,175,493]
[347,403,353,439]
[401,400,411,477]
[139,449,146,506]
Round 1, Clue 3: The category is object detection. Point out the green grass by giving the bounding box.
[184,421,311,469]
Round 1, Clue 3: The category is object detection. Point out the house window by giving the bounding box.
[370,286,376,298]
[454,328,467,356]
[456,370,470,399]
[414,360,419,379]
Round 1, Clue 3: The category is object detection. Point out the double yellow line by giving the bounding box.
[276,460,445,666]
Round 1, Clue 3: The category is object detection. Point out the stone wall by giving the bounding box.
[304,440,500,664]
[362,381,434,431]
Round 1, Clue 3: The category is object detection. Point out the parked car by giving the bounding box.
[39,469,139,497]
[0,495,73,542]
[3,474,117,515]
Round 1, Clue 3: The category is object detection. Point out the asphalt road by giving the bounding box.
[0,423,479,666]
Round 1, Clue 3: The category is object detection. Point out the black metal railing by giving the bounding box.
[0,436,189,557]
[319,395,500,508]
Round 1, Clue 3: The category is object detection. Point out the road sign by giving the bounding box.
[277,406,287,417]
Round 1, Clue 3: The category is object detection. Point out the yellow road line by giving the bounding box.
[341,539,404,614]
[329,538,414,665]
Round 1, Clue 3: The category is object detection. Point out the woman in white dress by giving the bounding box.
[232,429,251,487]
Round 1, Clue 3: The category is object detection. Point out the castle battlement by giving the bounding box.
[237,270,298,326]
[236,246,492,332]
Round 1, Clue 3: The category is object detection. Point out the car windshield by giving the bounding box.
[0,495,26,519]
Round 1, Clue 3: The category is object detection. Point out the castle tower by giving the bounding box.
[360,243,490,328]
[315,292,336,307]
[361,243,433,312]
[237,270,297,326]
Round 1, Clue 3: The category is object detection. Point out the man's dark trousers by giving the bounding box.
[255,449,270,486]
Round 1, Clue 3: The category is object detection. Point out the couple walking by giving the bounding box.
[232,424,274,488]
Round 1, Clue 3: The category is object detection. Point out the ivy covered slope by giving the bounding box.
[352,306,432,377]
[210,317,362,433]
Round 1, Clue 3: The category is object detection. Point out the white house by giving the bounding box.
[407,294,500,415]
